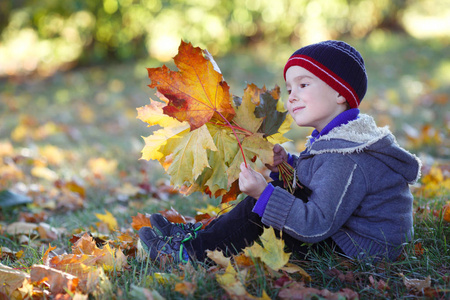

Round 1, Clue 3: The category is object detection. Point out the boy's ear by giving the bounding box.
[336,93,347,104]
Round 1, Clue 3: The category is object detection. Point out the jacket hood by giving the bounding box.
[306,114,421,183]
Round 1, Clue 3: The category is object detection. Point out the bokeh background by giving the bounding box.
[0,0,449,211]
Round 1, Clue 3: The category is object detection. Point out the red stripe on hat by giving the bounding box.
[284,55,360,108]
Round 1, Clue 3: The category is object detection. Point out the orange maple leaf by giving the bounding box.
[160,207,187,224]
[131,212,152,231]
[147,40,235,131]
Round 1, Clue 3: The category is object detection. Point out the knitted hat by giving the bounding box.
[283,40,367,108]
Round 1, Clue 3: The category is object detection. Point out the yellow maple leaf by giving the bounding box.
[141,124,189,161]
[95,210,118,231]
[0,263,30,295]
[232,84,264,133]
[226,133,274,186]
[216,262,270,300]
[243,227,290,271]
[167,124,218,187]
[215,263,249,298]
[206,250,231,268]
[266,114,293,145]
[137,93,183,128]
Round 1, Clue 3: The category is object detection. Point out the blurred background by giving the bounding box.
[0,0,449,209]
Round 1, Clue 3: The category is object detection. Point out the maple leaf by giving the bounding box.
[131,212,152,231]
[232,84,264,134]
[95,210,118,231]
[226,133,274,186]
[139,41,292,201]
[243,227,290,271]
[137,93,190,161]
[215,263,249,299]
[166,124,218,187]
[30,265,79,295]
[0,263,30,296]
[72,233,128,271]
[206,250,231,268]
[148,40,235,130]
[175,281,197,297]
[159,207,187,224]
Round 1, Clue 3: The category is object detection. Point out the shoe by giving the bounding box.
[150,214,202,239]
[137,226,192,264]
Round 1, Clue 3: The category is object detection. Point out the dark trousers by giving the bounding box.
[184,194,341,262]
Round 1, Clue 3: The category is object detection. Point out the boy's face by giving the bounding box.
[285,66,347,132]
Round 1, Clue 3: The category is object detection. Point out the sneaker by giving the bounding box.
[150,214,203,239]
[137,226,192,264]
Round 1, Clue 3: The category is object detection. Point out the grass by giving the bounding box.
[1,33,450,298]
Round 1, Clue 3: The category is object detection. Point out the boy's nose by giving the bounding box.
[288,93,298,102]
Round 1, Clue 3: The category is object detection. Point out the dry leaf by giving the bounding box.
[206,250,231,268]
[6,222,38,235]
[160,207,187,224]
[148,40,235,131]
[0,263,30,295]
[30,265,79,294]
[400,273,431,292]
[95,210,118,231]
[215,263,250,299]
[175,281,197,296]
[280,263,311,282]
[243,227,290,271]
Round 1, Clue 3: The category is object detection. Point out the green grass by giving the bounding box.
[1,33,449,299]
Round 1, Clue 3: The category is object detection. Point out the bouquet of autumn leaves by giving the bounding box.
[137,41,292,203]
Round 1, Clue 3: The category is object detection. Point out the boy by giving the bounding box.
[138,40,421,263]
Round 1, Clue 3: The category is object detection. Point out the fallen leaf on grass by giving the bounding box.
[368,275,390,293]
[400,273,431,293]
[243,227,290,271]
[95,210,118,231]
[72,233,128,271]
[281,263,311,282]
[0,263,30,296]
[131,212,152,230]
[206,250,231,268]
[6,221,38,235]
[175,281,197,296]
[160,207,187,224]
[88,157,118,177]
[30,265,79,294]
[326,268,354,283]
[216,263,251,299]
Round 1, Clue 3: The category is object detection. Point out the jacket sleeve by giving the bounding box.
[261,154,367,243]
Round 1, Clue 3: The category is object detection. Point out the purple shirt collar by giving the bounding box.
[309,108,360,144]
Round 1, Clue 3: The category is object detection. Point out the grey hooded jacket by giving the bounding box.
[261,114,421,260]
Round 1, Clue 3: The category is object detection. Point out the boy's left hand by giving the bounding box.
[239,162,267,199]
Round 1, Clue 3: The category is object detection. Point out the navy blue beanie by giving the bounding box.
[284,40,368,108]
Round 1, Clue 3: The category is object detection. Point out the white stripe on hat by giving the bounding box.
[287,56,359,107]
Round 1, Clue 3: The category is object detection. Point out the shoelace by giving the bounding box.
[175,223,201,238]
[159,234,193,263]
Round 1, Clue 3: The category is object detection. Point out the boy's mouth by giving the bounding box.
[292,106,305,113]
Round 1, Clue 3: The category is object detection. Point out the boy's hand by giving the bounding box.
[265,144,288,172]
[239,162,267,199]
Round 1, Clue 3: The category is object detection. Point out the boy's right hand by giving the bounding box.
[265,144,288,172]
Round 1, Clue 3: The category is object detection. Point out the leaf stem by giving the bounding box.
[214,110,248,167]
[216,122,253,136]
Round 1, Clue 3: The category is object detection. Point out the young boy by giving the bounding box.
[138,40,421,264]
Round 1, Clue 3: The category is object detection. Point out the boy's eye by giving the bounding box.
[300,83,308,88]
[287,89,292,95]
